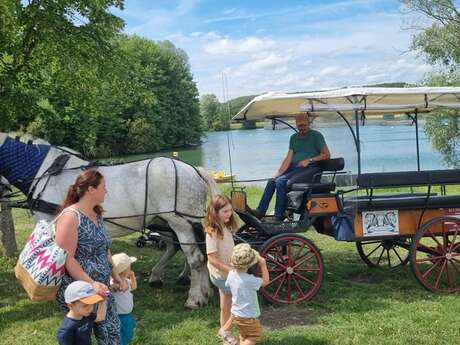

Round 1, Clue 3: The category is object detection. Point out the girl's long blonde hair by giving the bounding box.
[204,194,237,239]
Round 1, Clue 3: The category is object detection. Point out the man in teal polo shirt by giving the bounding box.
[251,113,330,221]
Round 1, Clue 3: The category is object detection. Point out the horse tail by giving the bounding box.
[196,167,220,198]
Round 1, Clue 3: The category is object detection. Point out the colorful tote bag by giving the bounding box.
[15,208,79,301]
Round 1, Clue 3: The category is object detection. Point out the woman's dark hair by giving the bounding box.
[60,169,105,215]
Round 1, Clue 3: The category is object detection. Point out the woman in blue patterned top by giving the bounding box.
[56,169,125,344]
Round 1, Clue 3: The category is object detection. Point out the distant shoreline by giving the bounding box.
[231,118,427,130]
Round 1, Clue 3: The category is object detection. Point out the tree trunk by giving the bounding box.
[0,202,17,257]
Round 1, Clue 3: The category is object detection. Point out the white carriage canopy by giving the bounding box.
[233,87,460,121]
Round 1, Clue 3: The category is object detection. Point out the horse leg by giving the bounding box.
[162,214,211,309]
[177,260,191,286]
[148,235,178,288]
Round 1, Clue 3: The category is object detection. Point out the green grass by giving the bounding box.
[1,187,460,345]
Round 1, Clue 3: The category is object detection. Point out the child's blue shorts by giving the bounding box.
[119,313,136,345]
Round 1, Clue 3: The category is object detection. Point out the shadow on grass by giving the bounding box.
[0,270,36,306]
[263,335,330,345]
[280,247,433,314]
[0,296,60,333]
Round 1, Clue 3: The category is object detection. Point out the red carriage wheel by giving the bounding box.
[258,234,324,304]
[411,216,460,293]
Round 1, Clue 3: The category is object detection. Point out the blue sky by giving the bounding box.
[112,0,432,99]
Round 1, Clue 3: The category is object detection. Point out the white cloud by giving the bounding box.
[177,0,201,15]
[223,8,237,15]
[119,1,434,100]
[204,36,276,55]
[226,52,292,77]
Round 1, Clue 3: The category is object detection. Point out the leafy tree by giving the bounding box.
[2,3,202,157]
[404,1,460,167]
[404,0,460,69]
[200,94,220,130]
[102,36,201,155]
[200,94,256,131]
[0,0,124,131]
[421,72,460,167]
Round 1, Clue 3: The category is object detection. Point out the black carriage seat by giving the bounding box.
[345,194,460,211]
[286,157,345,194]
[357,169,460,188]
[346,169,460,211]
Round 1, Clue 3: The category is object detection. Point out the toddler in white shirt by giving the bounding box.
[111,253,137,345]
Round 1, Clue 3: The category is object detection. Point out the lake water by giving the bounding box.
[117,124,448,181]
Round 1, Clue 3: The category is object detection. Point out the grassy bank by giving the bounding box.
[1,186,460,344]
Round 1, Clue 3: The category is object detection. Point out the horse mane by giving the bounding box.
[4,132,51,145]
[4,132,82,155]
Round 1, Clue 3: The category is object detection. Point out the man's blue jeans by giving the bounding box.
[256,165,308,219]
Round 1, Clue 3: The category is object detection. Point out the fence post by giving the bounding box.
[0,202,17,257]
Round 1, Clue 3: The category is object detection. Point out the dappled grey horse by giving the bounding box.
[0,132,219,308]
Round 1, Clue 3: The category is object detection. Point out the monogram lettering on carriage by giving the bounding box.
[362,210,399,237]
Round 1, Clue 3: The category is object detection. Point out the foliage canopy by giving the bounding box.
[1,1,202,158]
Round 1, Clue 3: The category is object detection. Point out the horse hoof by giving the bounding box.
[149,280,163,288]
[177,276,190,286]
[184,300,200,309]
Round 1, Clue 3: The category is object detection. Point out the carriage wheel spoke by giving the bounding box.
[445,259,453,291]
[443,227,449,250]
[427,229,443,250]
[269,272,286,285]
[392,247,404,264]
[416,255,445,263]
[386,249,391,267]
[434,260,447,289]
[287,240,293,266]
[422,259,441,279]
[266,254,287,270]
[451,241,460,253]
[417,243,442,256]
[293,272,315,286]
[365,243,383,258]
[269,268,284,272]
[447,225,460,254]
[295,267,320,272]
[294,242,306,260]
[273,275,287,299]
[287,274,292,302]
[292,275,306,298]
[450,259,460,276]
[292,253,315,270]
[376,247,385,265]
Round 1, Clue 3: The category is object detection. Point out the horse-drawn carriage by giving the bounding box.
[227,87,460,304]
[2,87,460,309]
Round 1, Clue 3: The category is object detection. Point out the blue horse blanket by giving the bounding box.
[0,137,50,194]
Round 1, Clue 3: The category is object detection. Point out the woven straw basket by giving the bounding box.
[15,262,59,301]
